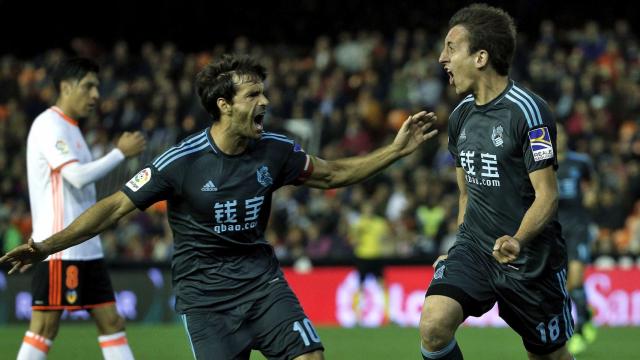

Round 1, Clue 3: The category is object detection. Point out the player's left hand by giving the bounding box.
[392,111,438,156]
[0,238,49,274]
[492,235,521,263]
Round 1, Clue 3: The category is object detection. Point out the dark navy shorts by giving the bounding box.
[426,242,574,355]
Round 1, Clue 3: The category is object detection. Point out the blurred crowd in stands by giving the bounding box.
[0,19,639,266]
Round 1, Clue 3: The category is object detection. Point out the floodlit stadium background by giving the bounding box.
[0,0,639,358]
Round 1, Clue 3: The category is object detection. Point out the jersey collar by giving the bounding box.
[205,126,258,158]
[50,106,79,127]
[473,79,514,111]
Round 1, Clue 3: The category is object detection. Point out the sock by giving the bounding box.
[17,331,52,360]
[421,338,463,359]
[98,331,134,360]
[570,287,588,333]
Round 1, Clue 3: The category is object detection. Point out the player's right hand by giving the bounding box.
[433,254,448,268]
[0,238,49,274]
[117,131,146,158]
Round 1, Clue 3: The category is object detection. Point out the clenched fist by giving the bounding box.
[117,131,146,158]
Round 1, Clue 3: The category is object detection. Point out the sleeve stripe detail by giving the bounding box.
[304,154,311,171]
[506,91,541,128]
[260,135,294,144]
[157,143,210,171]
[510,86,543,127]
[153,132,207,168]
[50,159,78,172]
[296,155,313,183]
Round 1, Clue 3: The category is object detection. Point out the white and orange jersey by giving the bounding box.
[27,106,103,261]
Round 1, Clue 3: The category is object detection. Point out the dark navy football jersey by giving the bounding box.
[447,80,565,277]
[557,151,593,222]
[122,129,311,312]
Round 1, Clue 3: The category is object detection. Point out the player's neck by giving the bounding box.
[473,74,509,106]
[210,122,248,155]
[54,100,79,120]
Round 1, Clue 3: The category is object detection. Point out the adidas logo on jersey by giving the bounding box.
[201,180,218,192]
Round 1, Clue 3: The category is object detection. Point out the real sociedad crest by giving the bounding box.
[492,124,504,147]
[459,128,467,142]
[256,165,273,187]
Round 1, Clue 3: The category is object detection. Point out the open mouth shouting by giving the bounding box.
[253,112,265,131]
[446,68,455,85]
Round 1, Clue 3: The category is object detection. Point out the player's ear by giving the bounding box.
[217,97,232,116]
[60,80,73,97]
[475,50,489,69]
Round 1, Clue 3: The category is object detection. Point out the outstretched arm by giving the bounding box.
[0,191,137,273]
[304,111,438,189]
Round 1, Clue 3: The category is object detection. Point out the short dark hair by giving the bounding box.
[449,3,516,76]
[195,54,267,121]
[52,57,99,92]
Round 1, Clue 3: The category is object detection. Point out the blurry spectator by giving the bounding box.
[349,201,392,276]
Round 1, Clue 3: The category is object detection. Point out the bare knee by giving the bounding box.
[419,295,463,352]
[29,311,62,340]
[293,350,324,360]
[93,310,126,335]
[419,317,455,351]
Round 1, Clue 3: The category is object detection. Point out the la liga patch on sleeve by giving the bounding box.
[126,168,151,192]
[528,127,554,161]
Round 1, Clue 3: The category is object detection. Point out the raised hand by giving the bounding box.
[117,131,147,158]
[391,111,439,157]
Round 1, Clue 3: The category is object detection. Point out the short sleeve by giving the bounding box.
[275,142,312,188]
[39,124,79,170]
[521,101,558,173]
[121,165,174,210]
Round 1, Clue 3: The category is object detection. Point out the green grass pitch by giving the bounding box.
[0,323,638,359]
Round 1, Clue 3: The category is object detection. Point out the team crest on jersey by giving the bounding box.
[126,167,152,192]
[55,140,69,154]
[459,128,467,142]
[66,290,77,304]
[256,165,273,187]
[528,127,554,161]
[492,124,504,147]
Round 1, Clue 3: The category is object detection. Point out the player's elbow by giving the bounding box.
[308,162,343,189]
[62,173,90,189]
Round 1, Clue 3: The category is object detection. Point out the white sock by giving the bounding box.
[17,331,52,360]
[98,331,134,360]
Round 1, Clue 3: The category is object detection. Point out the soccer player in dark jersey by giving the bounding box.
[419,4,574,360]
[1,54,438,360]
[556,124,598,355]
